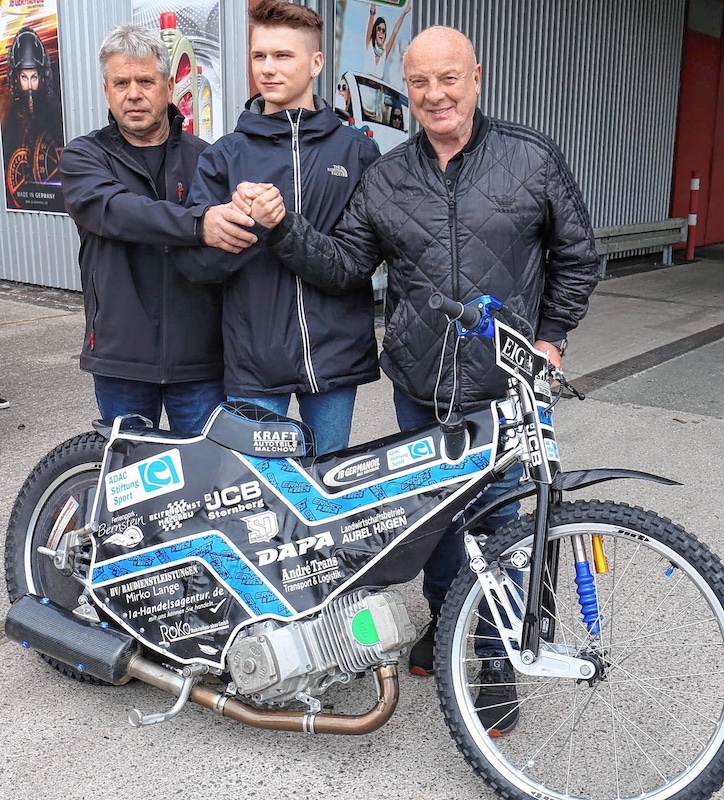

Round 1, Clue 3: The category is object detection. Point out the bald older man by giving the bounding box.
[243,25,598,735]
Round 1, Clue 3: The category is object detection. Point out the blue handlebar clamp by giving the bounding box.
[455,295,503,339]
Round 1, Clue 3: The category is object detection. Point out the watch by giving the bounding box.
[551,337,568,356]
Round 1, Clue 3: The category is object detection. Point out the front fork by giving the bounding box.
[464,484,606,680]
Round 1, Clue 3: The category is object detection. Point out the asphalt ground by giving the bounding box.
[0,257,723,800]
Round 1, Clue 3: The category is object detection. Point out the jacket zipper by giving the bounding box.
[160,149,171,384]
[287,109,320,393]
[448,170,462,407]
[89,272,99,350]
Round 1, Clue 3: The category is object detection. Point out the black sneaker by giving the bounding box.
[0,397,8,409]
[409,612,438,676]
[475,657,519,735]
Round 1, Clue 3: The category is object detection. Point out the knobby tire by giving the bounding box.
[436,500,724,800]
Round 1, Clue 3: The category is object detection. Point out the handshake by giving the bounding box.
[203,182,286,254]
[232,181,286,230]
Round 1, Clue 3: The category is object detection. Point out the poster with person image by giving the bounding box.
[334,0,411,154]
[132,0,223,143]
[0,0,65,213]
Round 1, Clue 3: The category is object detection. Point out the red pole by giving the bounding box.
[685,171,700,261]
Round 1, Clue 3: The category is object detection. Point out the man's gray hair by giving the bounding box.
[99,24,171,82]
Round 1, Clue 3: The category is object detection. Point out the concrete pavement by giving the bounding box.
[0,257,723,800]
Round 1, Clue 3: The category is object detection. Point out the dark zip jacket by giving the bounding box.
[59,106,223,383]
[269,111,599,408]
[181,96,380,397]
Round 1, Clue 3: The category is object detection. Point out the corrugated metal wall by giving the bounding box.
[0,0,687,290]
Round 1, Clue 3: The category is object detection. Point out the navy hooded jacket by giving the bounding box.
[183,97,380,398]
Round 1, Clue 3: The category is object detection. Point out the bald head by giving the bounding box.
[402,26,482,160]
[403,26,477,75]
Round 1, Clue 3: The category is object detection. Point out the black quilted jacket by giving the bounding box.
[270,115,599,408]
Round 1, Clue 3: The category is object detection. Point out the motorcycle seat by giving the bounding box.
[204,400,315,459]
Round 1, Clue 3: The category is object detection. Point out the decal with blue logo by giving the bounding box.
[105,448,184,511]
[386,436,436,471]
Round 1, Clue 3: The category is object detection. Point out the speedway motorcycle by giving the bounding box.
[6,293,724,800]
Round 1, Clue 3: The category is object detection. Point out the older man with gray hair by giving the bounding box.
[60,24,256,435]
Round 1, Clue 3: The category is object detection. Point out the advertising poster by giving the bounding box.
[132,0,223,143]
[0,0,65,213]
[335,0,411,154]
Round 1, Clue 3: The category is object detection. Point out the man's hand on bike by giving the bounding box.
[534,340,563,370]
[233,182,286,229]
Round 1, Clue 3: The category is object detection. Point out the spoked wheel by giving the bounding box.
[436,500,724,800]
[4,432,107,682]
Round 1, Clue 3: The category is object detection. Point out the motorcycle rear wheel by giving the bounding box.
[5,432,107,682]
[436,500,724,800]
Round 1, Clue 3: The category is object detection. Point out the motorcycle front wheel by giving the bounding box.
[4,432,107,682]
[436,500,724,800]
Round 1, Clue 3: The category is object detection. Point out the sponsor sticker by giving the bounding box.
[534,377,552,400]
[244,510,279,544]
[386,436,435,471]
[340,506,407,543]
[97,510,146,540]
[105,525,144,548]
[500,334,534,376]
[545,438,560,463]
[255,530,334,566]
[149,499,202,532]
[204,480,265,521]
[323,455,381,487]
[252,429,299,454]
[158,618,230,647]
[280,555,342,593]
[105,449,184,511]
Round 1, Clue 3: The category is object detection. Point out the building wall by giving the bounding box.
[671,1,724,246]
[0,0,690,290]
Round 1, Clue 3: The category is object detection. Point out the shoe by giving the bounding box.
[0,397,8,409]
[409,612,438,676]
[475,657,519,735]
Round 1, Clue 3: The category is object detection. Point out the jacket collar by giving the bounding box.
[420,107,490,162]
[103,104,183,149]
[235,94,339,138]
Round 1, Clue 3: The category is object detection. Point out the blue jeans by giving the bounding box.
[93,375,224,436]
[394,386,523,656]
[228,386,357,455]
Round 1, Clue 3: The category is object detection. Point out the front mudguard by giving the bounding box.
[458,468,681,534]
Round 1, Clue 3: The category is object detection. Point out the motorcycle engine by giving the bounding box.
[226,589,416,705]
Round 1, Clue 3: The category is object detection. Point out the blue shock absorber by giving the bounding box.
[575,561,602,634]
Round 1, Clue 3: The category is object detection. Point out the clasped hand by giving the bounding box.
[232,182,286,230]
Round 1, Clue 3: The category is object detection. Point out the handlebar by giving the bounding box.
[428,292,502,338]
[428,291,585,409]
[427,292,506,461]
[428,292,482,330]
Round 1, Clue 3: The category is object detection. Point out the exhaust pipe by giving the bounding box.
[7,594,400,734]
[127,654,400,734]
[5,594,137,685]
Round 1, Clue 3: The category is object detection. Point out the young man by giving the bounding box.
[183,0,379,455]
[60,25,256,435]
[239,26,598,734]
